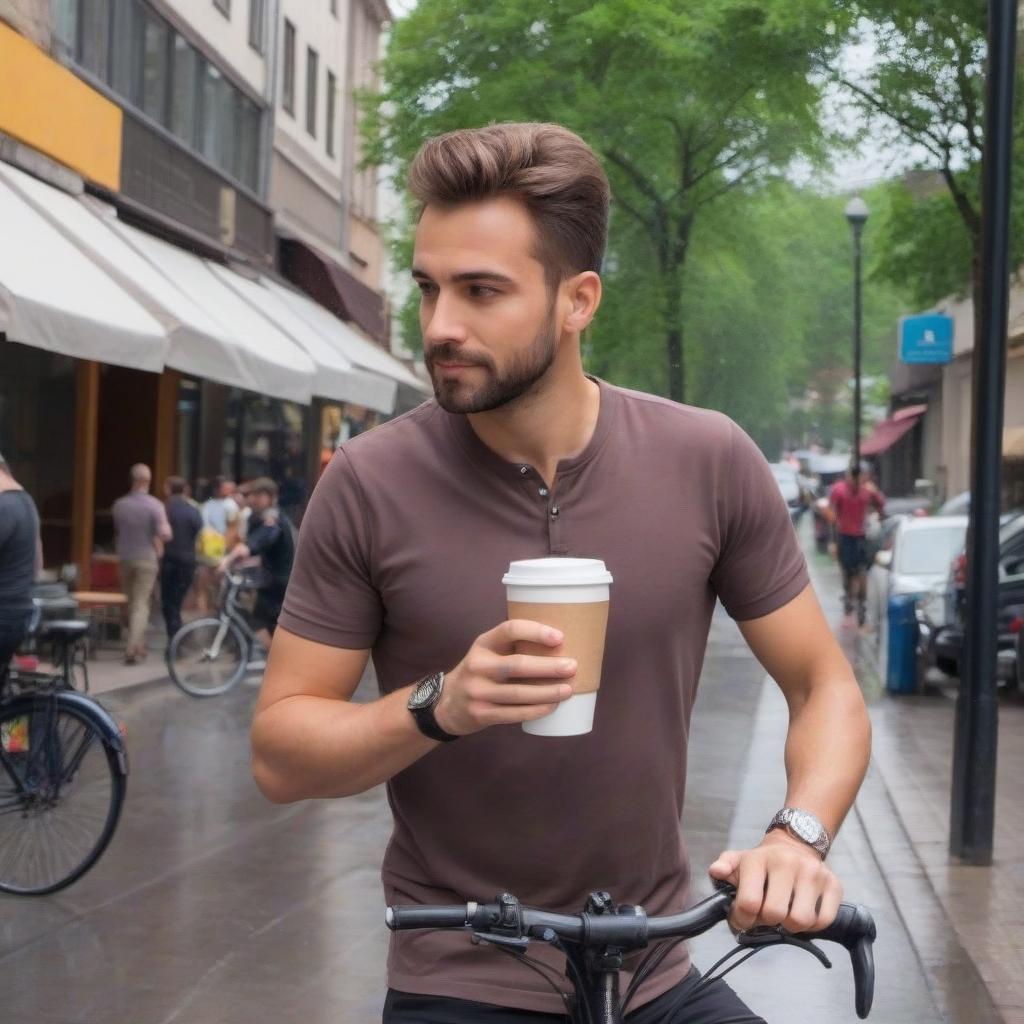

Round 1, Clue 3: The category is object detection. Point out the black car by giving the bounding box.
[934,517,1024,688]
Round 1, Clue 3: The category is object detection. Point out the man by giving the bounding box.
[251,124,871,1023]
[112,463,171,665]
[829,465,886,625]
[160,476,203,642]
[201,476,240,544]
[219,478,294,644]
[0,453,41,689]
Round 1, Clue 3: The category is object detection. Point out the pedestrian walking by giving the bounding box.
[250,123,871,1023]
[829,464,886,625]
[111,463,171,665]
[160,475,203,644]
[219,478,295,645]
[0,453,41,689]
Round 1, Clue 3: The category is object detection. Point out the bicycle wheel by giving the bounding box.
[0,695,125,895]
[167,618,248,697]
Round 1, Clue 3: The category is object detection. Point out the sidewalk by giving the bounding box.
[807,527,1024,1024]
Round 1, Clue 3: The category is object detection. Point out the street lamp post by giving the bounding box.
[845,197,869,470]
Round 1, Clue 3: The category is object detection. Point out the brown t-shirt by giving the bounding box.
[279,378,809,1013]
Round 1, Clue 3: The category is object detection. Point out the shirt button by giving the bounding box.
[550,506,560,518]
[539,487,549,497]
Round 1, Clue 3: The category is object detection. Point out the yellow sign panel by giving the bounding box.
[0,22,121,190]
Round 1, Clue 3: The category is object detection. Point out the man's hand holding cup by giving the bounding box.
[434,620,577,736]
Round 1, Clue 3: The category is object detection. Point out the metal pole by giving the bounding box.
[949,0,1016,865]
[853,232,863,470]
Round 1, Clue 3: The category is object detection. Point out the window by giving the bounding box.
[325,70,337,157]
[141,10,170,125]
[79,0,111,80]
[305,48,319,136]
[282,20,296,114]
[213,0,230,16]
[237,96,262,191]
[248,0,264,53]
[170,35,201,148]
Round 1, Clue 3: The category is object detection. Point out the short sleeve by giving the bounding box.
[278,448,383,648]
[710,421,810,621]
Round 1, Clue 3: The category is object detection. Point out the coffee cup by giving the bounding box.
[502,557,613,736]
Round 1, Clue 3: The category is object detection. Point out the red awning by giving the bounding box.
[279,238,389,345]
[861,405,926,456]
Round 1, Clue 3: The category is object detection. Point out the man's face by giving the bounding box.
[222,481,236,499]
[250,491,273,512]
[412,198,562,414]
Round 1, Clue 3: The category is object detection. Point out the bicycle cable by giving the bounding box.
[620,938,683,1014]
[485,942,578,1020]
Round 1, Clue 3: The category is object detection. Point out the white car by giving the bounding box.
[867,515,969,673]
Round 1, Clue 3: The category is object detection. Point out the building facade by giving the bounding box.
[0,0,424,586]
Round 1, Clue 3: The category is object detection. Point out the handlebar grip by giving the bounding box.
[797,903,876,1019]
[386,904,470,930]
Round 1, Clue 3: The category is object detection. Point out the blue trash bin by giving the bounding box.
[886,594,919,694]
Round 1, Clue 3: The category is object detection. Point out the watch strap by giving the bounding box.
[408,674,460,742]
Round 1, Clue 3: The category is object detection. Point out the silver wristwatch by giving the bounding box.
[766,807,830,858]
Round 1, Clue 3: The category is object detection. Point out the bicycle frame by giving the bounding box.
[203,578,257,659]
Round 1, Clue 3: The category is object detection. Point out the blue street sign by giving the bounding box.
[899,313,953,364]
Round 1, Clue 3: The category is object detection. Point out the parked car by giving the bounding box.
[867,515,969,677]
[769,463,806,524]
[933,514,1024,686]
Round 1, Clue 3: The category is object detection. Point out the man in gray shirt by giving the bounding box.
[112,463,171,665]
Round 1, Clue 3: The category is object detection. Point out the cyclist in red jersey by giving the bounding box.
[829,466,885,624]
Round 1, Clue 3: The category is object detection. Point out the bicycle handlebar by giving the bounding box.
[386,885,876,1019]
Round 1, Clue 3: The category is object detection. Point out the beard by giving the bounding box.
[426,307,558,415]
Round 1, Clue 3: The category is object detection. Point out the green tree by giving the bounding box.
[834,3,1024,327]
[366,0,851,403]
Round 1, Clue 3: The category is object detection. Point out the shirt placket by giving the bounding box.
[517,465,567,555]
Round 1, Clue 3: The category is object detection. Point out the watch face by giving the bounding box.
[789,810,822,843]
[409,674,441,710]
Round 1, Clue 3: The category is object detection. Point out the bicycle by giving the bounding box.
[386,882,876,1023]
[166,572,268,698]
[0,615,129,896]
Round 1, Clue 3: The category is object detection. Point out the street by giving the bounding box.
[3,523,1008,1024]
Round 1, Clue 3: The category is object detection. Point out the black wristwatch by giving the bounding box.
[407,672,460,742]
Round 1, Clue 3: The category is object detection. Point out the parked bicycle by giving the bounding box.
[166,572,267,698]
[0,610,129,896]
[387,882,877,1023]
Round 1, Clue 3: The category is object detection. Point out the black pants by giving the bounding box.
[0,620,29,692]
[160,559,195,640]
[383,967,766,1023]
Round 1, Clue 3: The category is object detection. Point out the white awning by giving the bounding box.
[108,221,316,404]
[207,263,398,414]
[264,277,430,394]
[0,170,166,370]
[0,162,260,394]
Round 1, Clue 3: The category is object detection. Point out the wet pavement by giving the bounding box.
[0,521,1008,1022]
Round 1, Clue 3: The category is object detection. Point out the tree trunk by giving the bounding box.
[663,238,688,403]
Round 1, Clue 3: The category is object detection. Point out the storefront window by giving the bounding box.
[222,391,309,515]
[0,343,77,567]
[318,403,379,478]
[176,378,201,485]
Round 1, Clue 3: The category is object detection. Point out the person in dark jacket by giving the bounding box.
[0,453,41,689]
[160,476,203,642]
[218,477,295,645]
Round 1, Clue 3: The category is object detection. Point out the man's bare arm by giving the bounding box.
[251,622,577,804]
[739,584,870,840]
[709,584,871,932]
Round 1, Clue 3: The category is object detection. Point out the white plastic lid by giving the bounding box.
[502,557,613,587]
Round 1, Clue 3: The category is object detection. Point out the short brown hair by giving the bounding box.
[408,123,610,288]
[247,477,278,499]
